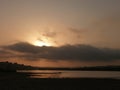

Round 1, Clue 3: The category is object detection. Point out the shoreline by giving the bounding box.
[0,72,120,90]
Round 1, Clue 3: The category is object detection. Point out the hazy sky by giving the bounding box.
[0,0,120,67]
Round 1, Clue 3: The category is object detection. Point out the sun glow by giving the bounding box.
[34,40,51,47]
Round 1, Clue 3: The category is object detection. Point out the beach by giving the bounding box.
[0,72,120,90]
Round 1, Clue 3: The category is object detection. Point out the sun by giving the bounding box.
[34,40,51,47]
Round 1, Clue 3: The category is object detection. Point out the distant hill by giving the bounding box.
[0,61,120,72]
[72,66,120,71]
[36,66,120,71]
[0,62,36,72]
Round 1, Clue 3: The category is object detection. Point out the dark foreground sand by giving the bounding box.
[0,72,120,90]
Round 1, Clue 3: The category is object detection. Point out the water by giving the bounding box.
[17,70,120,79]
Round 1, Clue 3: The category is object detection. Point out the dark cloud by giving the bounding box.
[69,28,83,33]
[38,30,57,38]
[42,32,57,38]
[3,42,41,54]
[1,42,120,62]
[68,27,83,38]
[0,49,9,54]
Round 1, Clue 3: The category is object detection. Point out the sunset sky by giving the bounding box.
[0,0,120,67]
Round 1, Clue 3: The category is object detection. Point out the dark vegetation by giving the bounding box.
[0,61,120,72]
[0,61,35,72]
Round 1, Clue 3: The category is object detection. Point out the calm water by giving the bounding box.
[17,70,120,79]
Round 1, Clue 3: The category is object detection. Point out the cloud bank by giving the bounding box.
[1,42,120,62]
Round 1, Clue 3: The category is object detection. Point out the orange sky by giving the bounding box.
[0,0,120,67]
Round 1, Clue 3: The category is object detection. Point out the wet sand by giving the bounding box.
[0,72,120,90]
